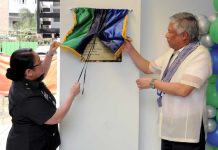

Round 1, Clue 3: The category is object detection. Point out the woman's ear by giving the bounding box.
[25,69,33,79]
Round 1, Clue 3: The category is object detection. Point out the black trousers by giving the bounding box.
[161,122,205,150]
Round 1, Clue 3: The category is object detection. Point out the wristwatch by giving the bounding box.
[149,79,157,89]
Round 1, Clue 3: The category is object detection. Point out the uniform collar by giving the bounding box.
[22,79,42,90]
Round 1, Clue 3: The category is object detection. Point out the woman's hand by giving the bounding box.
[70,82,80,98]
[48,41,60,56]
[45,82,81,125]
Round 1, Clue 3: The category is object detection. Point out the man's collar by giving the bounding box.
[174,47,183,54]
[174,41,199,54]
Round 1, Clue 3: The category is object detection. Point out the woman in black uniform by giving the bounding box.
[5,41,80,150]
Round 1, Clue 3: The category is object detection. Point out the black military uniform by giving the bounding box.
[6,79,60,150]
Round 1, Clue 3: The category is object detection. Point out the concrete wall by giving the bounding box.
[0,0,9,33]
[59,0,141,150]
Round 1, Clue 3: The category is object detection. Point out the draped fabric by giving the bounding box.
[61,8,129,59]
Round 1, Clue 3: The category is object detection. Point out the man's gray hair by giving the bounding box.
[170,12,199,42]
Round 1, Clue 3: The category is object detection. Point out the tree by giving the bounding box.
[14,8,36,32]
[13,8,37,41]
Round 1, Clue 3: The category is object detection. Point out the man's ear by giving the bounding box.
[182,32,189,40]
[25,69,33,78]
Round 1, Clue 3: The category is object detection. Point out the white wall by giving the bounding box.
[59,0,141,150]
[140,0,214,150]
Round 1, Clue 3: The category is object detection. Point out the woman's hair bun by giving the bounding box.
[6,68,23,81]
[6,48,34,81]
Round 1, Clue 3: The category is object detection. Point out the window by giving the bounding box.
[53,9,60,13]
[53,18,60,22]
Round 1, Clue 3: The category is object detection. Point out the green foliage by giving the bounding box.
[4,8,51,45]
[13,8,36,32]
[7,8,39,42]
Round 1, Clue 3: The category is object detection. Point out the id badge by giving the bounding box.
[157,96,162,107]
